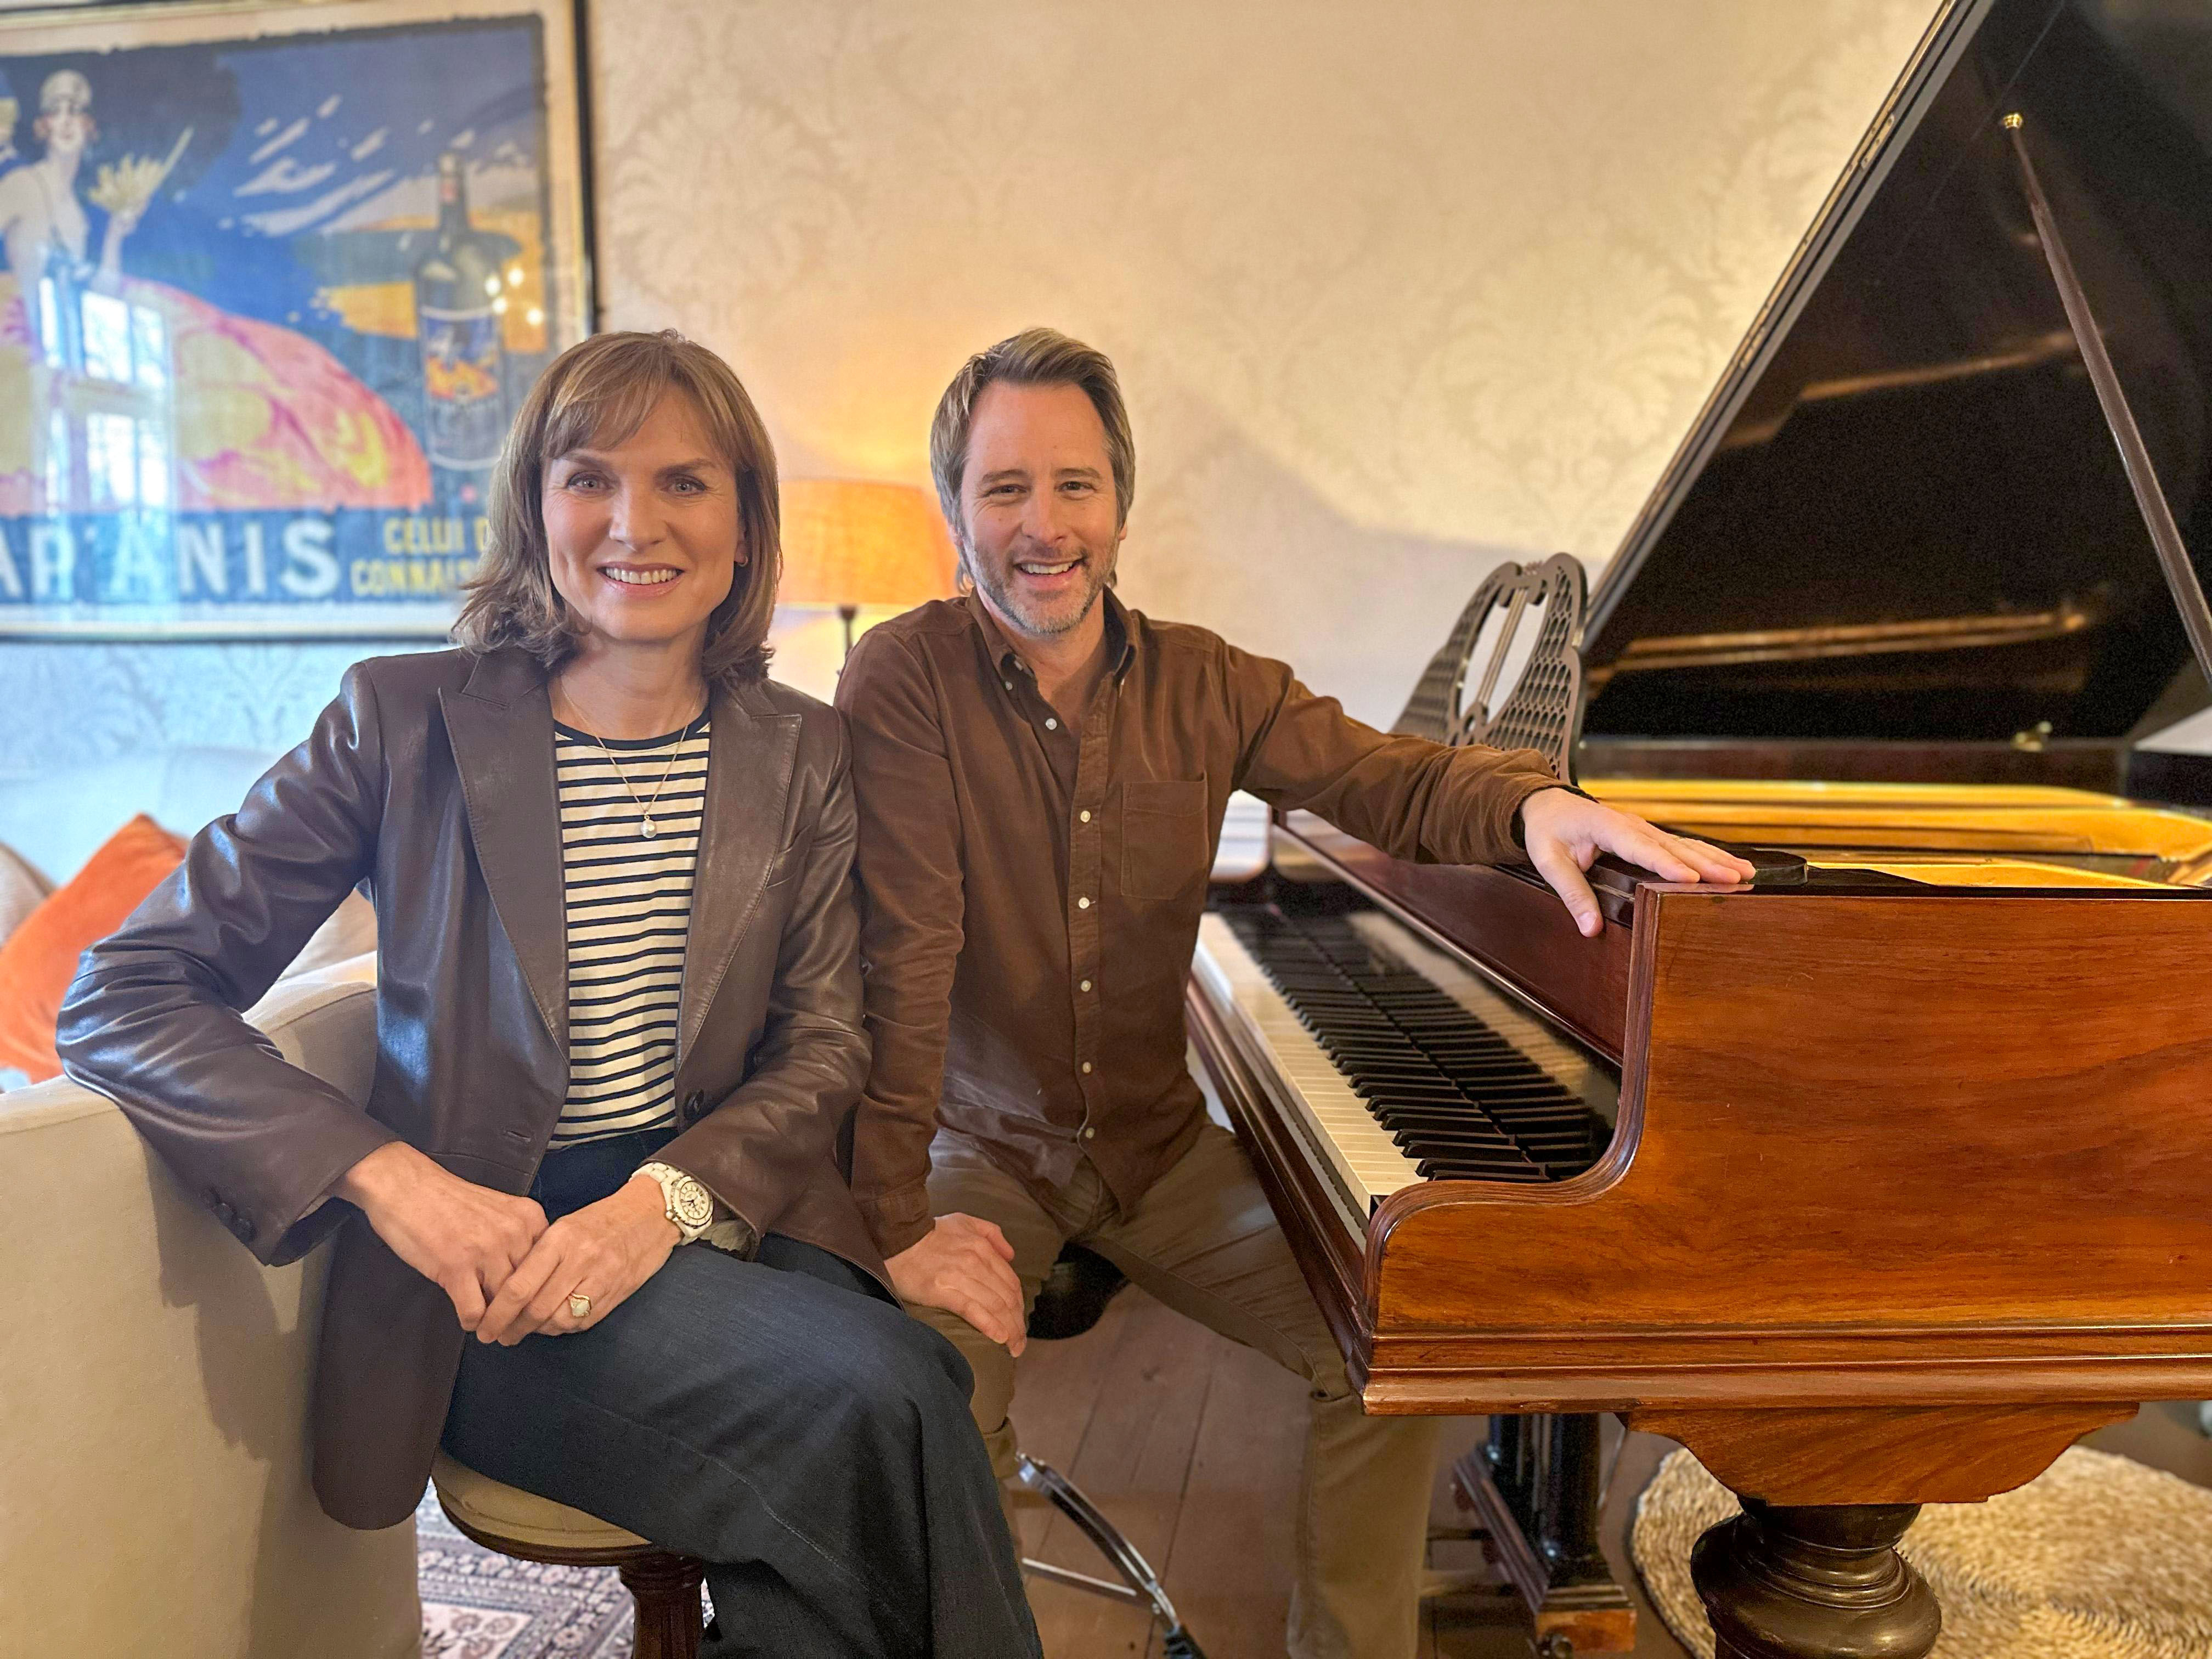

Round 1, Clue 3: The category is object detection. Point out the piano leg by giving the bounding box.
[1628,1400,2132,1657]
[1690,1500,1938,1659]
[1482,1413,1529,1510]
[1537,1414,1611,1590]
[1452,1413,1636,1653]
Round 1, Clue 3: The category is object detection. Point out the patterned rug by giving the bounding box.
[1630,1447,2212,1659]
[416,1487,636,1659]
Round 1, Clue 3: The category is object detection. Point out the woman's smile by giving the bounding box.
[597,561,685,591]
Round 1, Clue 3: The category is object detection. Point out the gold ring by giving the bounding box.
[567,1293,591,1320]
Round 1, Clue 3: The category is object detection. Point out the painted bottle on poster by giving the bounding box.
[414,151,506,482]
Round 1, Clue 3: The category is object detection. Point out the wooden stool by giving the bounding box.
[431,1451,707,1659]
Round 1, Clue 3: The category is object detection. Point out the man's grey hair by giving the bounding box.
[928,328,1136,578]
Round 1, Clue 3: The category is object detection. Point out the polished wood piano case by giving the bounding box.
[1191,3,2212,1655]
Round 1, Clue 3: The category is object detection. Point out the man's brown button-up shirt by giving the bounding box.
[836,591,1566,1259]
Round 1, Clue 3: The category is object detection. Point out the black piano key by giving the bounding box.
[1383,1108,1544,1131]
[1416,1158,1549,1182]
[1402,1141,1529,1166]
[1401,1130,1587,1160]
[1386,1120,1528,1145]
[1348,1071,1462,1088]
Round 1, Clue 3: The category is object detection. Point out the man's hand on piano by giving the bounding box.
[884,1212,1029,1356]
[1519,786,1757,937]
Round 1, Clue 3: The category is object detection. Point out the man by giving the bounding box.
[836,328,1752,1658]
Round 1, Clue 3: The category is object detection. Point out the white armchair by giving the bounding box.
[0,955,420,1659]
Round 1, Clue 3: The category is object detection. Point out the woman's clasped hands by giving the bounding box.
[334,1141,679,1344]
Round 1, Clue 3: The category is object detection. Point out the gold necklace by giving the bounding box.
[570,709,699,840]
[592,732,686,839]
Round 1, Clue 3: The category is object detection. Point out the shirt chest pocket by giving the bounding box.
[1118,777,1211,901]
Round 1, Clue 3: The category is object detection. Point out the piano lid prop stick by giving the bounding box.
[2002,111,2212,688]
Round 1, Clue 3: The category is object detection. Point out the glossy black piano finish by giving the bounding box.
[1579,0,2212,799]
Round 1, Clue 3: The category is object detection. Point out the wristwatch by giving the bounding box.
[637,1160,718,1243]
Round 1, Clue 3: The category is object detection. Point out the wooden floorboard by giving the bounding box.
[1008,1290,1571,1659]
[1007,1288,2212,1658]
[1014,1289,1224,1657]
[1003,1292,1130,1560]
[1149,1331,1306,1659]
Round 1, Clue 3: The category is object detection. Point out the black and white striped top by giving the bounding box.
[551,712,710,1149]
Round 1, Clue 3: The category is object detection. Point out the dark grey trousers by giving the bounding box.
[442,1135,1041,1659]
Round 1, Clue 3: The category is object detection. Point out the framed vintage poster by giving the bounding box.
[0,0,591,637]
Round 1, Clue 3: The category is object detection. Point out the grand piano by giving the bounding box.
[1187,3,2212,1656]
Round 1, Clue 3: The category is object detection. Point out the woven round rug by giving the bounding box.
[1630,1447,2212,1658]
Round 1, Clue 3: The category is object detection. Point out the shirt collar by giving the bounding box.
[968,587,1137,686]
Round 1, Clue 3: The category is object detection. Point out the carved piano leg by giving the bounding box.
[1452,1413,1636,1652]
[1629,1403,2133,1659]
[1690,1499,1938,1659]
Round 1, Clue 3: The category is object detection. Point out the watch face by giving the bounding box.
[673,1178,715,1228]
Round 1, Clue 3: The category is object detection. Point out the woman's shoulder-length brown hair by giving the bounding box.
[454,329,781,687]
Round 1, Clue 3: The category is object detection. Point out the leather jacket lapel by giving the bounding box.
[438,651,567,1057]
[679,683,801,1067]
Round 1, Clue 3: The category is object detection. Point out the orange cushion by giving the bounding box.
[0,814,187,1085]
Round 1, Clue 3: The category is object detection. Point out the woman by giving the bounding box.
[59,330,1040,1659]
[0,70,142,359]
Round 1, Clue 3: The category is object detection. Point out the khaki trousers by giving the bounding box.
[917,1122,1439,1659]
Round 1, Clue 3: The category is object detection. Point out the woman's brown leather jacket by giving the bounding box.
[58,647,884,1530]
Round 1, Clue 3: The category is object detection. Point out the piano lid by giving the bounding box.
[1580,0,2212,748]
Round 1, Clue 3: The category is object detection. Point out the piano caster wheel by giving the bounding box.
[1533,1634,1575,1658]
[1161,1631,1206,1659]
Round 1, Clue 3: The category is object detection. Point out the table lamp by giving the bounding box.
[780,479,958,659]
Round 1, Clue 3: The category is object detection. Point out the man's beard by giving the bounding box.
[970,545,1112,638]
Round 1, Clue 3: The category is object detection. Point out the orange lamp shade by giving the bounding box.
[779,479,957,609]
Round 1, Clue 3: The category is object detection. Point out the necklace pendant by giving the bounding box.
[641,816,658,840]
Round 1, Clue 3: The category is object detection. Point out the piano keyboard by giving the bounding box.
[1194,905,1615,1227]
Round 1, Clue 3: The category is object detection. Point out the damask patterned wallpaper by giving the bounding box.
[0,0,1937,783]
[592,0,1938,723]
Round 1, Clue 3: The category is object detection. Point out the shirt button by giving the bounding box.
[1077,896,1090,909]
[1003,680,1012,690]
[1081,1061,1093,1074]
[1079,809,1091,823]
[1080,979,1092,992]
[1083,1126,1097,1140]
[1045,718,1059,730]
